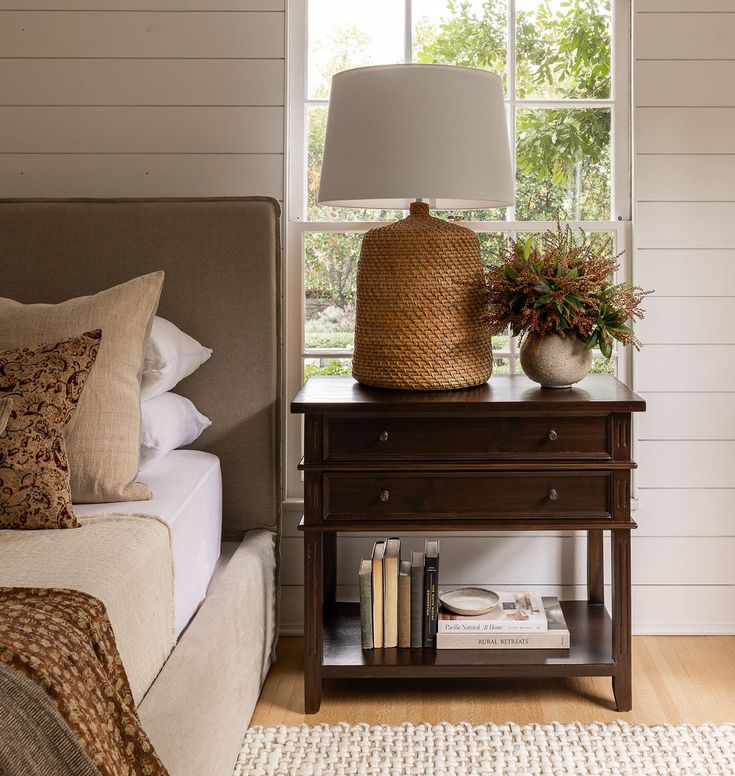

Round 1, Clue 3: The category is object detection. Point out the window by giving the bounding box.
[286,0,631,498]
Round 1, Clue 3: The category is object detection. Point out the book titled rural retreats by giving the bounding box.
[437,597,569,649]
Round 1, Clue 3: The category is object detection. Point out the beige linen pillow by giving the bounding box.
[0,272,163,503]
[0,398,11,436]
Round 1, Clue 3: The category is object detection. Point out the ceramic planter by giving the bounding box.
[520,332,593,388]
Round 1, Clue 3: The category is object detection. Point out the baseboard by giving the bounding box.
[632,624,735,636]
[279,625,304,637]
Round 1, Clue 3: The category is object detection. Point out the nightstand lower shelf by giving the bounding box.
[322,601,615,679]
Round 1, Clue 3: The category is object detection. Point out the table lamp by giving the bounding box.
[318,64,515,391]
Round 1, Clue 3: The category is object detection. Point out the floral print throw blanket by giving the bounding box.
[0,588,168,776]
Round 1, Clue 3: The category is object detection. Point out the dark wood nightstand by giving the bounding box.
[291,374,645,714]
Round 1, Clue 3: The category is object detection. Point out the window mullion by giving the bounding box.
[405,0,413,64]
[507,0,517,224]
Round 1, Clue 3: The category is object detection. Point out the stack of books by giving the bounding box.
[436,591,570,649]
[358,538,440,649]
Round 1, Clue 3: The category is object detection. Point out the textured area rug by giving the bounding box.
[234,721,735,775]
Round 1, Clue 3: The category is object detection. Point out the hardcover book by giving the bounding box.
[398,560,411,648]
[383,538,401,648]
[358,558,373,649]
[438,591,547,633]
[371,540,386,648]
[422,539,440,648]
[436,597,569,650]
[410,551,425,648]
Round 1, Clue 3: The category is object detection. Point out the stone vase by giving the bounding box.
[520,332,593,389]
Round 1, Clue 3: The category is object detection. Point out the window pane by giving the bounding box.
[492,355,512,375]
[591,356,615,375]
[515,107,611,221]
[304,232,361,351]
[413,0,508,93]
[516,0,611,100]
[492,332,511,353]
[304,357,353,380]
[432,205,508,223]
[479,232,510,269]
[308,0,404,100]
[307,106,401,222]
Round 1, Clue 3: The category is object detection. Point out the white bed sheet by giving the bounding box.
[75,450,222,636]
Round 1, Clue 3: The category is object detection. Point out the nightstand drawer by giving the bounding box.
[323,414,610,461]
[322,471,612,521]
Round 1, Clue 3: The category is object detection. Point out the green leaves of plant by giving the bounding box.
[485,222,651,358]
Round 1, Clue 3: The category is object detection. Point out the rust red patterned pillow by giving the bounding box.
[0,331,101,529]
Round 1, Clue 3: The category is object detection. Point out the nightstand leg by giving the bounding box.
[303,530,323,713]
[611,529,632,711]
[323,531,337,605]
[587,529,604,607]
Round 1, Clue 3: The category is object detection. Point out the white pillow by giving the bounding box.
[141,316,212,401]
[140,392,211,469]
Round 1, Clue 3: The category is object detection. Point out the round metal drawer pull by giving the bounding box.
[379,430,389,442]
[548,429,558,441]
[548,488,559,501]
[380,489,390,503]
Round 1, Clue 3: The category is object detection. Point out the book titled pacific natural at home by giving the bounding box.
[436,597,569,650]
[437,591,547,633]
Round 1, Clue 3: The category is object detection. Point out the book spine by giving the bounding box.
[398,573,411,648]
[422,556,439,648]
[384,559,398,648]
[436,631,570,650]
[410,563,423,648]
[437,620,547,634]
[372,560,383,649]
[359,569,373,650]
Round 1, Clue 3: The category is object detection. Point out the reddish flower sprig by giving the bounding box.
[485,223,652,358]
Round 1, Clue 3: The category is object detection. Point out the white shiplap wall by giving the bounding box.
[0,2,285,198]
[632,0,735,633]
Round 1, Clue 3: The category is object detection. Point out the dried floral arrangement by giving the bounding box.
[485,224,652,359]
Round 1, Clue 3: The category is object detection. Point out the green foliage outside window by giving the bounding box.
[304,0,613,360]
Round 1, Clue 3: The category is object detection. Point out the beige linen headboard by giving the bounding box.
[0,197,281,540]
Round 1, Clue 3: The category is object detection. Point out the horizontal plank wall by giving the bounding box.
[0,2,285,198]
[632,0,735,633]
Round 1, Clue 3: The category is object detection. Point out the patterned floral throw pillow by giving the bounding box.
[0,330,101,529]
[0,398,11,436]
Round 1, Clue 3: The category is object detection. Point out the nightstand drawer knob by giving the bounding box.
[379,489,390,503]
[548,488,559,501]
[379,430,389,442]
[548,429,558,441]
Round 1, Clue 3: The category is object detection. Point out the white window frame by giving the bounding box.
[284,0,632,503]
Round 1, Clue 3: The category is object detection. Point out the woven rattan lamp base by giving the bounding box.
[352,202,492,391]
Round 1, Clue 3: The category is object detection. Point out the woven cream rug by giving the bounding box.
[234,721,735,775]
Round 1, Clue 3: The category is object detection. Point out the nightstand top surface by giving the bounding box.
[291,374,645,413]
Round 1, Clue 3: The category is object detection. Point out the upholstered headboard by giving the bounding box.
[0,197,281,540]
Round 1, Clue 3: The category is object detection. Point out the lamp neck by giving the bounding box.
[409,201,431,218]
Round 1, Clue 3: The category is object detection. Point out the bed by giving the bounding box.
[0,197,281,776]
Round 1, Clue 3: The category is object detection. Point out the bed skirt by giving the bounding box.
[139,529,278,776]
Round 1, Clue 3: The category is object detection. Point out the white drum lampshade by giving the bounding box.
[318,64,514,390]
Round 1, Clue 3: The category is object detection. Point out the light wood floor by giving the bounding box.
[251,636,735,727]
